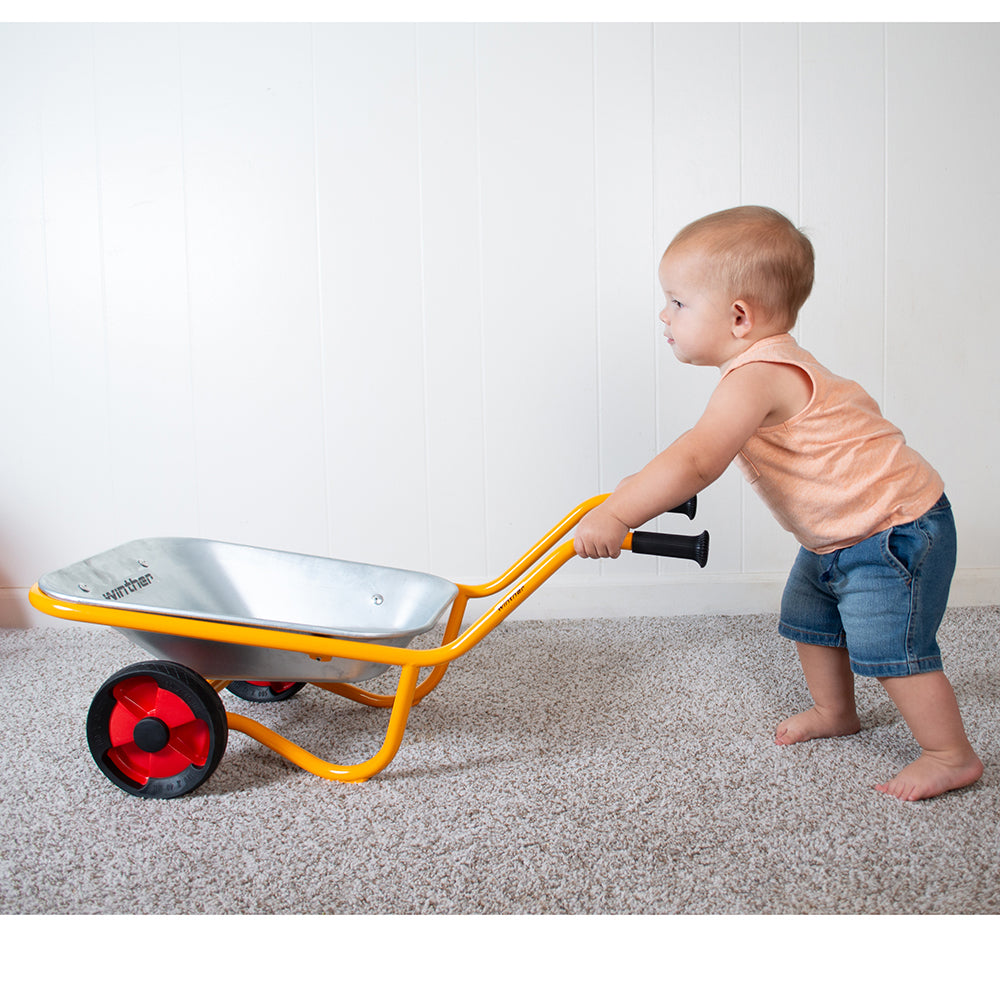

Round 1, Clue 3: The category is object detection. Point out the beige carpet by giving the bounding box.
[1,607,997,915]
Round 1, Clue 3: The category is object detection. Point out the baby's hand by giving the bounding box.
[574,507,630,559]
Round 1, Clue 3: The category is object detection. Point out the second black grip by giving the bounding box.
[630,530,710,567]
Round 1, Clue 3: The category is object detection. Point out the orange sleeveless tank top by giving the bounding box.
[722,334,944,554]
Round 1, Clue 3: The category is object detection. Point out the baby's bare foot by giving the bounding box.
[875,750,983,801]
[774,706,861,746]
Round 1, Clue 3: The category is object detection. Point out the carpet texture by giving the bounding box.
[2,608,997,915]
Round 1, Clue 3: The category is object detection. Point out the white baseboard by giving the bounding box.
[6,569,998,629]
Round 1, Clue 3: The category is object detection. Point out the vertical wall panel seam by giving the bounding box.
[473,25,491,572]
[882,22,890,410]
[591,23,604,581]
[797,23,803,231]
[175,25,202,535]
[650,24,662,577]
[309,24,331,553]
[90,26,115,518]
[36,27,55,401]
[796,23,804,350]
[414,25,433,569]
[737,22,745,574]
[650,24,660,460]
[737,23,744,206]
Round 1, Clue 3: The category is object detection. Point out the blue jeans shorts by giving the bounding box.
[778,495,956,678]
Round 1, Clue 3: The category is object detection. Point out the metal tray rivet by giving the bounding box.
[371,594,384,606]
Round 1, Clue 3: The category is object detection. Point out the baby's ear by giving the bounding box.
[731,300,754,338]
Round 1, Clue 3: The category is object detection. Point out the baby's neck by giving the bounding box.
[717,329,790,372]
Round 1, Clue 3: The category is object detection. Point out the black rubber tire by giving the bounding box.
[86,661,228,799]
[225,680,306,703]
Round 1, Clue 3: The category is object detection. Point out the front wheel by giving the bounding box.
[86,661,228,799]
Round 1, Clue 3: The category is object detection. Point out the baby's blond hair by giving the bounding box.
[666,206,814,329]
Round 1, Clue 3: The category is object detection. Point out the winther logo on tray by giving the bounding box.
[103,574,155,602]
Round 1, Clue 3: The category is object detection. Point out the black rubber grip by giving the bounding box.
[667,496,697,520]
[630,530,710,567]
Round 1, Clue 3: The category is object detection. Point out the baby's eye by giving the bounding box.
[671,298,683,309]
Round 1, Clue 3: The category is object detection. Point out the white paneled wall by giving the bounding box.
[2,22,999,626]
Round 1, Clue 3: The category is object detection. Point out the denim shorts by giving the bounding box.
[778,495,956,678]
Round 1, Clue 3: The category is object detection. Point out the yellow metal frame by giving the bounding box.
[30,494,643,784]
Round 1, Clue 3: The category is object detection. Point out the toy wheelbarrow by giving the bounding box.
[29,494,709,798]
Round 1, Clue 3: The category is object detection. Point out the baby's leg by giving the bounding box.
[875,672,982,800]
[775,642,861,745]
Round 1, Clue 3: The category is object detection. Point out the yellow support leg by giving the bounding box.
[226,662,422,783]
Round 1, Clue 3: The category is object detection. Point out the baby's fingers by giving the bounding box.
[573,536,620,559]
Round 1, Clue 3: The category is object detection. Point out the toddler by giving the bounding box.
[575,205,982,801]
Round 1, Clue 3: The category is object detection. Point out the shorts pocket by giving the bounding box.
[882,522,930,582]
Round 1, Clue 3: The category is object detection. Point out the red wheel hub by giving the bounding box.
[106,675,210,785]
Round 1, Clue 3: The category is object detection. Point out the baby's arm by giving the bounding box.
[574,361,793,558]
